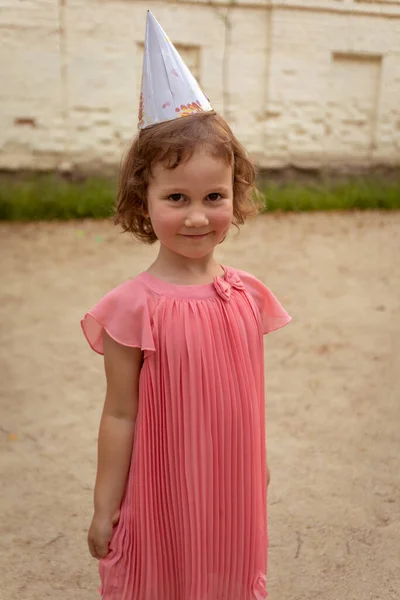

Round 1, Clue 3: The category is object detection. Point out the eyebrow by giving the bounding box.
[161,185,231,194]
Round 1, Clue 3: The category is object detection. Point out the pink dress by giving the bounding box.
[81,266,291,600]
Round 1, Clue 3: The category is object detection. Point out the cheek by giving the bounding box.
[212,204,234,230]
[149,205,180,236]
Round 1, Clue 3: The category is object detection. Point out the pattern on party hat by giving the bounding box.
[138,11,213,129]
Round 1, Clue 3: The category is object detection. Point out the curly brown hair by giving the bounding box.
[115,112,261,243]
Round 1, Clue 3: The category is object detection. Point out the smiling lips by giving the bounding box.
[180,232,211,239]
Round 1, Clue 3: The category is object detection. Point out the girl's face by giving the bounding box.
[146,148,234,260]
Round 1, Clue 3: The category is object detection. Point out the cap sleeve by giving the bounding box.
[81,279,156,355]
[240,271,292,334]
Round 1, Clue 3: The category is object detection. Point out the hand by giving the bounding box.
[87,509,120,560]
[266,463,271,488]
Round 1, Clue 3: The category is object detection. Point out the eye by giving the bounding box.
[168,194,185,202]
[207,193,222,202]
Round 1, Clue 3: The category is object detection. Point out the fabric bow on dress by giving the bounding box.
[213,270,245,301]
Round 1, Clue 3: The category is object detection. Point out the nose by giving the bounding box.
[184,210,209,228]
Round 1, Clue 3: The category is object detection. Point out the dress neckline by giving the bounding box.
[138,265,234,299]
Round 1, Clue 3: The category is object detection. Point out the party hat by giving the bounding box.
[138,11,213,129]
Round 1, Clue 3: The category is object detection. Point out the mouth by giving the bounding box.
[180,232,211,239]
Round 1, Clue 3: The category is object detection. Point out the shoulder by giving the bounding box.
[81,274,158,355]
[100,274,153,301]
[93,274,159,312]
[233,268,261,285]
[230,267,269,295]
[229,267,292,334]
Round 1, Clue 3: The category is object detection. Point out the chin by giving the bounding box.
[170,241,217,259]
[162,236,221,258]
[178,248,215,259]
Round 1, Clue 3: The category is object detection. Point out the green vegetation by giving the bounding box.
[0,172,399,221]
[262,178,400,211]
[0,174,116,221]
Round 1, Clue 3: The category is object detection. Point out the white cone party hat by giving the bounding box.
[138,11,213,129]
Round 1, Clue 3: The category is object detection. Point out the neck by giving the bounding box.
[148,245,223,284]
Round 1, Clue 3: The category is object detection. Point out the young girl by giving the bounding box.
[81,13,291,600]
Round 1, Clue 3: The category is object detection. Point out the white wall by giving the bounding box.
[1,0,400,170]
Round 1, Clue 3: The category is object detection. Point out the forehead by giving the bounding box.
[151,149,233,188]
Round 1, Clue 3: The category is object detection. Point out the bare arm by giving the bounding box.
[88,331,143,559]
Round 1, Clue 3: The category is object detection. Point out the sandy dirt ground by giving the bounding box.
[0,212,399,600]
